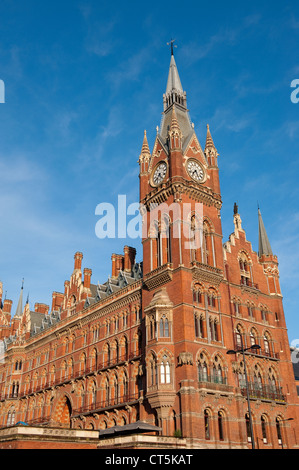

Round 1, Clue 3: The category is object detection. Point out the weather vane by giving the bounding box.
[167,38,177,56]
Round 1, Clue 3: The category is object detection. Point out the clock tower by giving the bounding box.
[138,47,225,435]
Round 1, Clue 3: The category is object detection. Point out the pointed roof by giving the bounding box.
[139,130,151,162]
[15,279,24,317]
[205,124,216,150]
[159,50,193,151]
[165,54,183,96]
[258,208,273,256]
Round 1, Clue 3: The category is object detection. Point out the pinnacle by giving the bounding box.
[258,208,273,257]
[139,130,151,161]
[205,124,216,150]
[169,106,182,134]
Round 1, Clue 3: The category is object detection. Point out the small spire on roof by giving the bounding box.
[258,207,273,257]
[170,106,181,132]
[139,130,151,163]
[205,124,216,150]
[15,279,24,317]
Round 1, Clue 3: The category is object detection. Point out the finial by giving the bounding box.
[234,202,238,215]
[21,278,24,289]
[167,38,177,56]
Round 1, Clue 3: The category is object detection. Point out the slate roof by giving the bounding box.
[84,262,143,309]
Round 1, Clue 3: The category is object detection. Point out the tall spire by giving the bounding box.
[160,42,193,151]
[15,279,24,317]
[258,208,273,257]
[165,53,184,98]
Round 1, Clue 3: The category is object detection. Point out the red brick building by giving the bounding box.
[0,50,298,449]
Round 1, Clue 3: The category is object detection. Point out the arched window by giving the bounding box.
[123,373,129,398]
[194,313,204,338]
[261,415,268,443]
[149,316,156,340]
[149,354,157,386]
[123,336,129,360]
[209,317,218,341]
[213,363,223,384]
[60,360,67,380]
[249,328,258,348]
[115,340,120,363]
[204,409,211,440]
[160,354,171,384]
[237,362,246,389]
[164,216,172,264]
[254,367,263,394]
[159,316,170,337]
[276,417,282,445]
[150,221,161,269]
[80,353,87,374]
[92,382,97,405]
[114,376,119,403]
[105,379,110,406]
[218,411,224,441]
[67,358,74,378]
[198,353,208,382]
[235,325,243,350]
[247,304,254,319]
[264,332,272,356]
[190,214,202,262]
[105,343,111,366]
[268,368,277,395]
[7,407,15,426]
[213,355,225,384]
[165,361,171,383]
[202,221,215,266]
[69,295,76,316]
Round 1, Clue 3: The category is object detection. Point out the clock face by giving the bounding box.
[186,159,205,182]
[152,162,167,186]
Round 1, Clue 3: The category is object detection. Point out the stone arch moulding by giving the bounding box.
[51,392,73,428]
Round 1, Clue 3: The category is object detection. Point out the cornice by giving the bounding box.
[141,177,222,210]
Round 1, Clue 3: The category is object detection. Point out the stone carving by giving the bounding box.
[178,352,193,366]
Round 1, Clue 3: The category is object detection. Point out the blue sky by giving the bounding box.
[0,0,298,343]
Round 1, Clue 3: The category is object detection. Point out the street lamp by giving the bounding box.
[227,335,261,449]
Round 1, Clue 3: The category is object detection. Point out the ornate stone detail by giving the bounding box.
[177,352,193,366]
[191,261,223,287]
[143,263,173,291]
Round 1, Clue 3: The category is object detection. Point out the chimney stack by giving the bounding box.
[74,252,83,271]
[83,268,92,289]
[124,246,136,273]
